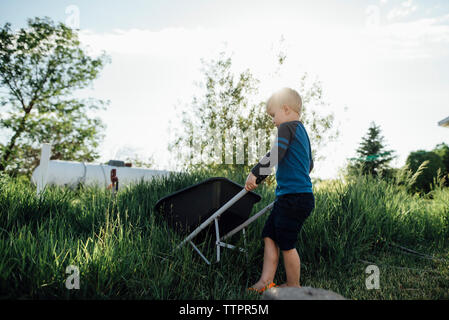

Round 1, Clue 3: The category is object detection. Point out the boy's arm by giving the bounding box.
[308,132,313,173]
[251,123,294,183]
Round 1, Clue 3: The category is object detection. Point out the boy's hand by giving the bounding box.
[245,172,258,191]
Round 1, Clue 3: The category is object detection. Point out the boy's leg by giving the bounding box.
[280,248,301,287]
[250,237,280,290]
[276,193,314,288]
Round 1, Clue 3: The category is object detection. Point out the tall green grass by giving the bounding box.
[0,170,448,299]
[301,176,448,266]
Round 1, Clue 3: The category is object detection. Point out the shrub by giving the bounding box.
[405,151,445,193]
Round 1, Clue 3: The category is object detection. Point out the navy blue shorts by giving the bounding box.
[261,192,315,251]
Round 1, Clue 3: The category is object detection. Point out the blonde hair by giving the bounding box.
[266,87,302,115]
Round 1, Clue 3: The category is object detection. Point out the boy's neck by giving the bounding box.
[282,116,300,124]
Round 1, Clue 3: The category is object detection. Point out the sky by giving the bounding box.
[1,0,448,180]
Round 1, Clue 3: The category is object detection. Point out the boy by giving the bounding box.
[245,87,315,292]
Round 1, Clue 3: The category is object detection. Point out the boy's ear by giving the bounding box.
[282,104,290,113]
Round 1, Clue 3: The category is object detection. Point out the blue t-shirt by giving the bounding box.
[251,120,313,196]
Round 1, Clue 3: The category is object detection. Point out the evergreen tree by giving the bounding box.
[348,122,396,177]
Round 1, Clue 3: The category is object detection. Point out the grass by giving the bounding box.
[0,169,448,299]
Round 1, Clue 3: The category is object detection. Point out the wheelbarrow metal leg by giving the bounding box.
[214,218,220,263]
[242,227,248,263]
[189,241,210,265]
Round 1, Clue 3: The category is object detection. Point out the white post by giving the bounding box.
[36,143,51,196]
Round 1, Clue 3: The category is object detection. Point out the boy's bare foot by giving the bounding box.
[249,280,273,291]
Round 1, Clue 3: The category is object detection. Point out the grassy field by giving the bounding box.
[0,169,448,299]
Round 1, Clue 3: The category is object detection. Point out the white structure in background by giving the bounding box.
[34,143,52,195]
[438,116,449,128]
[31,143,172,195]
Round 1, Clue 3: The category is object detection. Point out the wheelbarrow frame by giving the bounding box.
[175,188,274,265]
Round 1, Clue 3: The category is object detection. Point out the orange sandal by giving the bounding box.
[247,282,277,294]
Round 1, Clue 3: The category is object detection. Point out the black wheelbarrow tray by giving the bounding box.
[154,177,274,264]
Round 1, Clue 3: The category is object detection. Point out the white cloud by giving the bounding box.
[79,27,218,58]
[363,14,449,60]
[387,0,418,20]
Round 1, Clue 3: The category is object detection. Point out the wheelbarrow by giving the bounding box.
[154,177,274,264]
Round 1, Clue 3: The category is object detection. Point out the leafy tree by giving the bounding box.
[347,122,396,178]
[0,17,109,177]
[169,49,339,182]
[433,143,449,178]
[406,150,446,193]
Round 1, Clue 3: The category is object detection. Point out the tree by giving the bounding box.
[433,143,449,181]
[406,150,446,193]
[169,51,265,176]
[347,122,396,178]
[168,49,339,181]
[0,17,109,177]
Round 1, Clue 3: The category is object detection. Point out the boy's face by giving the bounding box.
[268,104,290,127]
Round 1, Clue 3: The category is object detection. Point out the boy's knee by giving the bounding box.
[281,247,298,254]
[264,237,278,247]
